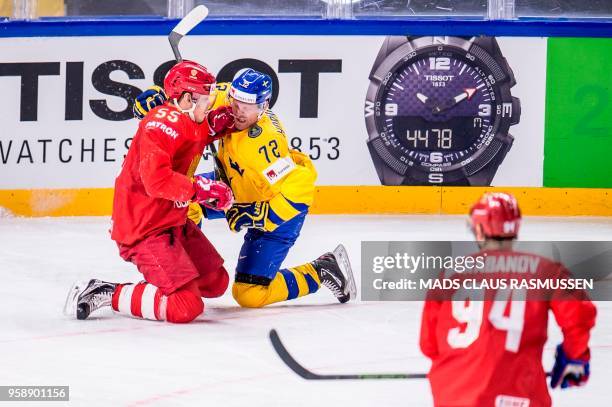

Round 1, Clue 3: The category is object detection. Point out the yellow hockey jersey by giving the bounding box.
[210,82,317,229]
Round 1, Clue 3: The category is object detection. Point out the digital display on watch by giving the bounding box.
[393,116,482,152]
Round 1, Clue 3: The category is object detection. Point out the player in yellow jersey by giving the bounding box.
[134,68,356,308]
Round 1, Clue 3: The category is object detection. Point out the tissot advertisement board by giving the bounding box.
[1,35,609,189]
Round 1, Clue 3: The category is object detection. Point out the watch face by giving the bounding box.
[365,37,519,185]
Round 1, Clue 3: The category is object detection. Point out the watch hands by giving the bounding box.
[416,92,437,109]
[416,92,429,104]
[432,88,477,115]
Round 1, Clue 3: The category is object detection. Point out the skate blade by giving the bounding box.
[333,244,357,301]
[63,280,87,317]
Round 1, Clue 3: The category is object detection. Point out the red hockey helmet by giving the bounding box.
[163,60,215,100]
[469,192,521,239]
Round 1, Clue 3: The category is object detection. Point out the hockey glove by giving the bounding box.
[133,85,167,119]
[193,176,234,211]
[226,202,272,232]
[206,105,235,138]
[551,344,590,389]
[193,172,227,220]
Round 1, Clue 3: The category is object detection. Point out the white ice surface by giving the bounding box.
[1,215,611,407]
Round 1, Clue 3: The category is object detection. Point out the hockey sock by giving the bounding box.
[111,281,204,323]
[279,263,320,300]
[232,263,320,308]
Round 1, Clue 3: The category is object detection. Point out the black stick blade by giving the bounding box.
[269,329,425,380]
[269,329,325,380]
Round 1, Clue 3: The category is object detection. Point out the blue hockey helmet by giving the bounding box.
[229,68,273,106]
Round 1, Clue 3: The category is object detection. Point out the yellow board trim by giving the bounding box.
[0,0,65,17]
[311,186,441,214]
[0,186,610,217]
[0,188,114,217]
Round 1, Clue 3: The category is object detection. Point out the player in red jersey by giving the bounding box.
[420,192,596,407]
[64,60,236,324]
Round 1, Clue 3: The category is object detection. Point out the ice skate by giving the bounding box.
[312,244,357,303]
[64,279,117,320]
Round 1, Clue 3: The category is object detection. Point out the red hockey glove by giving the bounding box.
[206,106,235,138]
[193,176,234,211]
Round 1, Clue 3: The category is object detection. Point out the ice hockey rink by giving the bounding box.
[1,213,611,407]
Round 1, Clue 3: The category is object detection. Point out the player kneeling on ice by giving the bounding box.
[420,193,596,407]
[64,61,236,323]
[135,68,356,308]
[217,69,356,307]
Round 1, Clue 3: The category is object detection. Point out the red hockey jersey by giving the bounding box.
[111,104,213,246]
[420,249,596,407]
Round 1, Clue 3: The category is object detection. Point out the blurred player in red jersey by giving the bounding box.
[64,60,236,324]
[420,192,596,407]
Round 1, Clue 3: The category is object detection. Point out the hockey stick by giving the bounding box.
[269,329,426,380]
[167,4,228,184]
[270,330,553,381]
[207,141,229,185]
[168,5,209,62]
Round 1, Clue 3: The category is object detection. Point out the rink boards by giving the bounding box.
[0,21,610,216]
[0,186,609,217]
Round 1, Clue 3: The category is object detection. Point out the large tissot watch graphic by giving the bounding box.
[365,36,520,186]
